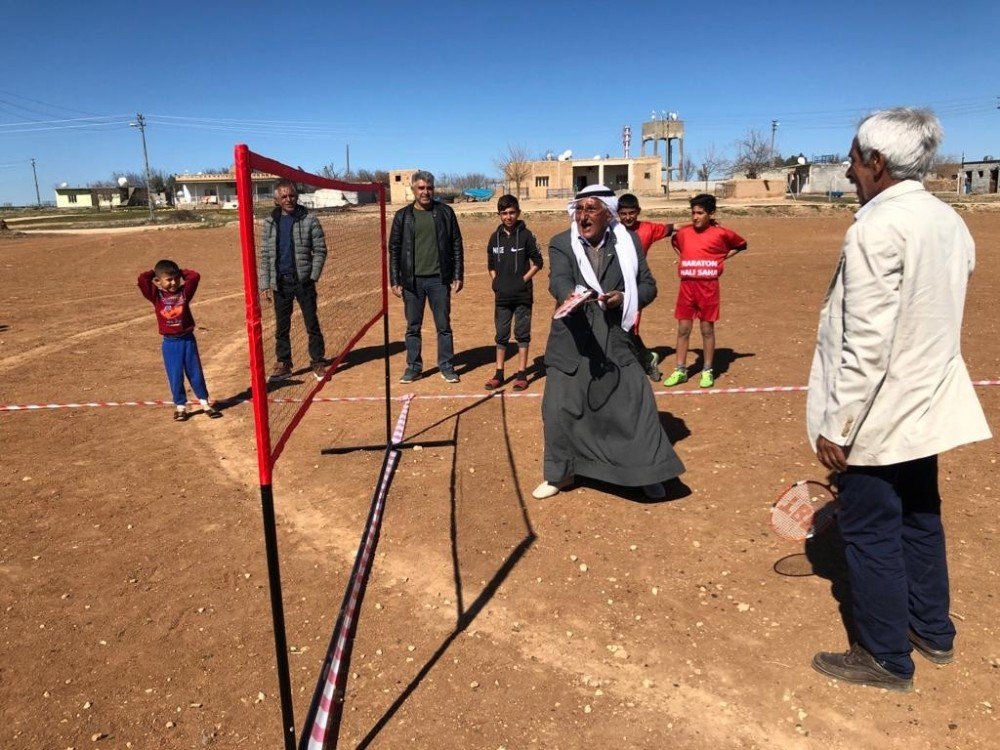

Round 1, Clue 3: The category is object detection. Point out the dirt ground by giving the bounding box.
[1,205,998,750]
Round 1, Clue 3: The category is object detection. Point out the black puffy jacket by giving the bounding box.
[388,201,464,291]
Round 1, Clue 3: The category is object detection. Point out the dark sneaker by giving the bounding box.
[269,361,292,381]
[173,408,189,422]
[205,405,223,419]
[646,352,663,380]
[440,369,460,383]
[484,375,504,390]
[311,361,327,381]
[512,376,529,391]
[812,644,913,692]
[909,629,955,665]
[399,368,421,384]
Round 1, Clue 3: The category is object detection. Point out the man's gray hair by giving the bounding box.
[411,170,435,185]
[273,178,297,195]
[856,107,942,181]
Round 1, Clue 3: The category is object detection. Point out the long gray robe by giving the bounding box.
[541,228,685,487]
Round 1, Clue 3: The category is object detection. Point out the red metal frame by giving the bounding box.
[233,145,388,481]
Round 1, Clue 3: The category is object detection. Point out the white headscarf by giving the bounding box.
[566,185,639,331]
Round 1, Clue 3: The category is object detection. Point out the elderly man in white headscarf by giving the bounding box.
[533,185,685,501]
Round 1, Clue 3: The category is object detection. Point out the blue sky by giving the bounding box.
[2,0,997,205]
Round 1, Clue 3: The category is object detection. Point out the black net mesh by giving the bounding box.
[244,165,385,464]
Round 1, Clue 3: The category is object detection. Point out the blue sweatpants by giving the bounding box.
[162,332,209,406]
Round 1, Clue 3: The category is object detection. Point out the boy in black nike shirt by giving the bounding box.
[485,194,543,390]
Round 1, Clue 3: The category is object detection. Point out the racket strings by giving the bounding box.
[771,483,836,540]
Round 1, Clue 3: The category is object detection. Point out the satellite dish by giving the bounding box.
[60,181,68,188]
[797,156,806,165]
[592,154,602,160]
[558,149,572,161]
[117,176,128,187]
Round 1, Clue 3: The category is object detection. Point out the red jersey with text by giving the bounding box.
[631,220,673,255]
[137,269,200,336]
[671,224,746,279]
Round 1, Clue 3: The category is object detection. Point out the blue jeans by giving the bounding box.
[837,455,954,678]
[402,275,453,372]
[162,332,209,406]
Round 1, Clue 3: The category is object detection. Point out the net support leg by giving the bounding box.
[260,483,297,750]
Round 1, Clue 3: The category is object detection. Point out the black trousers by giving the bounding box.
[273,275,325,365]
[837,455,954,678]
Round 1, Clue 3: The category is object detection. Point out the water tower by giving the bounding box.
[641,112,685,186]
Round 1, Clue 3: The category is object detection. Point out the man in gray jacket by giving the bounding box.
[258,179,328,381]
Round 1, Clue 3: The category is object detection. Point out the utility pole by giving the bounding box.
[130,113,155,221]
[345,144,350,178]
[770,120,779,167]
[30,158,41,208]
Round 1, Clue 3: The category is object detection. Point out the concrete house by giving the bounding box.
[961,158,999,195]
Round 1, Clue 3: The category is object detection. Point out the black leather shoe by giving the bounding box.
[812,644,913,692]
[908,629,954,665]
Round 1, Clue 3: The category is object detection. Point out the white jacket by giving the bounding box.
[806,180,991,466]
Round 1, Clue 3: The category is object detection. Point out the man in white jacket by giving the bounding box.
[807,108,991,692]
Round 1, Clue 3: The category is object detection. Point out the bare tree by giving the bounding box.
[319,163,341,180]
[697,145,731,191]
[679,156,696,181]
[732,129,773,179]
[353,168,390,188]
[495,143,532,199]
[930,152,962,180]
[438,172,491,192]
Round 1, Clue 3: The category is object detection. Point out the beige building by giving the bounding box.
[518,155,663,200]
[389,157,663,204]
[388,169,419,204]
[54,185,152,210]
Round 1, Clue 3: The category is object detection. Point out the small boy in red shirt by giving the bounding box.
[664,194,747,388]
[138,259,222,421]
[617,193,677,381]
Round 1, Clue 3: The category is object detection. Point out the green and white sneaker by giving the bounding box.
[699,369,715,388]
[663,368,688,387]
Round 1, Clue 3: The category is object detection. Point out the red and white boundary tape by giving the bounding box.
[303,395,412,750]
[4,381,1000,412]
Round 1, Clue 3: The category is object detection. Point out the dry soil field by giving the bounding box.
[1,204,998,749]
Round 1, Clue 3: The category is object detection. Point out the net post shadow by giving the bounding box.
[297,444,403,749]
[357,392,536,748]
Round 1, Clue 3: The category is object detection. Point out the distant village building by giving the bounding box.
[173,170,373,208]
[389,156,663,204]
[961,158,999,195]
[389,169,418,204]
[173,170,277,208]
[54,185,152,210]
[785,161,854,197]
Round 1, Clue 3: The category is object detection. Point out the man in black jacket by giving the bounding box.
[389,170,464,383]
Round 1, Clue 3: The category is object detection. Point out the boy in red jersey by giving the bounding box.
[663,194,746,388]
[138,259,222,421]
[617,193,677,381]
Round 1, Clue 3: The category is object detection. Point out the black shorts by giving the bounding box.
[495,303,532,346]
